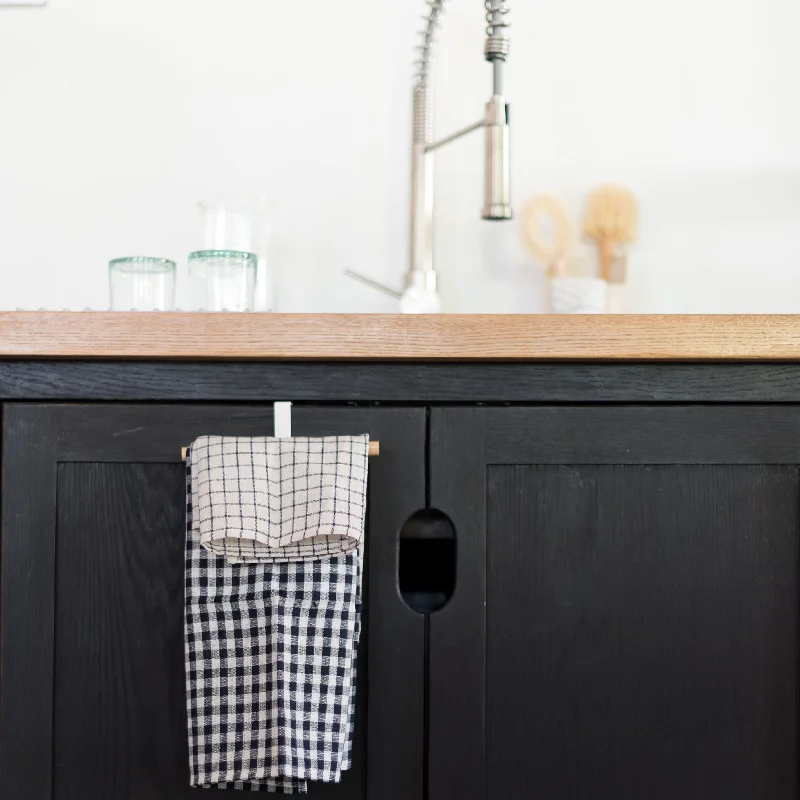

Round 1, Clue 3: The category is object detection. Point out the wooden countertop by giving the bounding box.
[2,312,800,361]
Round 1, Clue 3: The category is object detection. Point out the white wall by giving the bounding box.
[1,0,799,312]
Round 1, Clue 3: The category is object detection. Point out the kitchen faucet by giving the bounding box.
[346,0,511,312]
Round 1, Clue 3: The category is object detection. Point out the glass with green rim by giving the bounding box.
[198,197,274,311]
[188,250,257,312]
[108,256,176,311]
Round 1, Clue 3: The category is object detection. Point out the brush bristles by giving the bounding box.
[583,185,638,243]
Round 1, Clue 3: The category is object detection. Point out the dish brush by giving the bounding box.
[520,194,575,279]
[583,185,638,283]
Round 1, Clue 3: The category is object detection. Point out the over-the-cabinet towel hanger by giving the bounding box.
[180,401,380,461]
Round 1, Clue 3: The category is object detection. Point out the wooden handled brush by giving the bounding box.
[583,185,638,283]
[520,194,575,279]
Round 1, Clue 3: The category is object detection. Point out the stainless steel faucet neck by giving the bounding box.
[347,1,512,313]
[408,0,512,300]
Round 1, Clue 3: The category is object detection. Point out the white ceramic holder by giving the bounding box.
[606,284,627,314]
[549,276,608,314]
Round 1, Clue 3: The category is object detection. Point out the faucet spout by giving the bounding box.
[482,95,512,220]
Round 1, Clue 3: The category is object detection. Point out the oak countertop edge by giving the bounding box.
[2,312,800,361]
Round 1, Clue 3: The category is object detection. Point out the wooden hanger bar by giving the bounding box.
[181,441,380,461]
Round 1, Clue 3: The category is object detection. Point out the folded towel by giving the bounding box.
[184,448,363,793]
[190,435,369,564]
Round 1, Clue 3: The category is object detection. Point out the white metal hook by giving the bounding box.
[274,401,292,438]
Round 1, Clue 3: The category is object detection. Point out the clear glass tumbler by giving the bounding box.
[188,250,257,311]
[198,197,274,311]
[109,257,176,311]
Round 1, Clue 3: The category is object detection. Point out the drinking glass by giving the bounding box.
[188,250,257,311]
[198,197,273,311]
[109,257,176,311]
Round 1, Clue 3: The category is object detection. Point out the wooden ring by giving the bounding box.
[520,195,575,266]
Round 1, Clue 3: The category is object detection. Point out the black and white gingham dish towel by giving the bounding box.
[191,435,369,564]
[184,437,366,793]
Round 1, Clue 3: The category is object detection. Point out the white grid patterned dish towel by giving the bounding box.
[184,447,363,793]
[190,435,369,564]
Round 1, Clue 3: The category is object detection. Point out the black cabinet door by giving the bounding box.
[0,404,425,800]
[430,407,799,800]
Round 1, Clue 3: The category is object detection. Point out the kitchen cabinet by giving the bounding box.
[430,407,799,800]
[0,404,426,800]
[1,313,800,800]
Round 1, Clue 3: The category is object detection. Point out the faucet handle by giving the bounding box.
[343,270,403,300]
[344,269,442,314]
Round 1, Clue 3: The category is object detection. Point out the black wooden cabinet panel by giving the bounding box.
[0,404,426,800]
[430,407,800,800]
[8,362,800,403]
[55,463,193,800]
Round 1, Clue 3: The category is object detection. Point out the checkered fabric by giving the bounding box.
[191,435,369,564]
[184,448,363,793]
